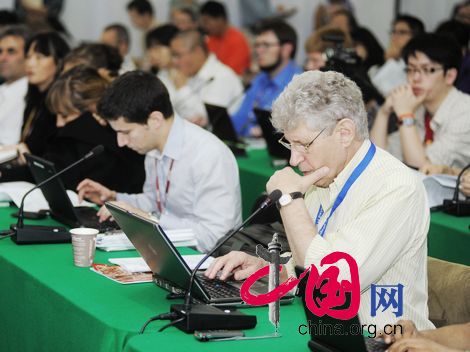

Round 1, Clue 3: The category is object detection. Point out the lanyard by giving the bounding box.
[156,159,175,215]
[315,143,376,237]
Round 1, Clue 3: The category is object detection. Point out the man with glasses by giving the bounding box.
[371,14,425,97]
[231,20,302,137]
[207,70,433,330]
[371,33,470,171]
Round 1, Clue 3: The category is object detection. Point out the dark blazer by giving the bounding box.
[42,112,145,193]
[1,112,145,194]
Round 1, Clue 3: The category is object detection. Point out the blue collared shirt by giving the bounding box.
[231,60,302,136]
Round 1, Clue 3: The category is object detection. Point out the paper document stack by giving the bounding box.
[0,181,94,211]
[96,228,197,251]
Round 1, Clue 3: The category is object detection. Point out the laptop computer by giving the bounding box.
[204,103,247,157]
[106,202,293,307]
[253,108,290,162]
[295,266,389,352]
[25,153,117,231]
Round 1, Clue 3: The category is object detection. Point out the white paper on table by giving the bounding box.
[0,149,17,163]
[0,181,94,212]
[109,255,214,272]
[96,228,197,251]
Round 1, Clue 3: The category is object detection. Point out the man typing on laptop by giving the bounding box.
[206,71,434,330]
[77,71,242,253]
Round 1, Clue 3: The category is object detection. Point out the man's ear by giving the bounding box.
[281,42,294,61]
[444,68,458,86]
[147,111,165,130]
[335,118,356,146]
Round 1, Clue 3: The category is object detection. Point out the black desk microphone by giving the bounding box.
[169,189,282,333]
[443,163,470,216]
[11,145,104,244]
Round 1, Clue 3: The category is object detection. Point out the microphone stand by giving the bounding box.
[169,190,282,333]
[443,163,470,216]
[10,146,104,244]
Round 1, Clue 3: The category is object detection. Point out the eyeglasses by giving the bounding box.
[404,66,444,77]
[390,29,412,36]
[278,128,326,153]
[254,42,280,50]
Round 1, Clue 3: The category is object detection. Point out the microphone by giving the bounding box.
[443,163,470,216]
[169,189,282,332]
[11,145,105,244]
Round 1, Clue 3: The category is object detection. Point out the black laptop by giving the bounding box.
[204,103,247,157]
[253,108,290,161]
[295,266,389,352]
[106,202,294,306]
[25,153,117,231]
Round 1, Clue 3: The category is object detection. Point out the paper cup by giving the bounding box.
[70,228,99,267]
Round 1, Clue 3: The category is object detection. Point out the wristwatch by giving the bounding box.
[397,117,416,127]
[276,192,304,209]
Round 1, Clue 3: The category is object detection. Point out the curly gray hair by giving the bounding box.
[271,70,368,139]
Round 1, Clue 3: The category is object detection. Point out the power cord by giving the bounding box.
[139,312,179,334]
[157,317,185,332]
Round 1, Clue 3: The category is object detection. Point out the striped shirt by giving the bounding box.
[287,140,434,330]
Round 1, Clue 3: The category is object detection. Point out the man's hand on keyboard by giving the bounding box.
[204,251,266,281]
[77,178,116,205]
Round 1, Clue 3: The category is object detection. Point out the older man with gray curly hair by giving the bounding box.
[206,70,433,330]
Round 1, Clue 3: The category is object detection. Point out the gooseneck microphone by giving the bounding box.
[168,189,282,332]
[12,145,104,244]
[443,163,470,216]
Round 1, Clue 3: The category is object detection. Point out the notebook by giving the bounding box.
[106,202,294,307]
[25,153,117,231]
[205,103,246,157]
[253,108,290,161]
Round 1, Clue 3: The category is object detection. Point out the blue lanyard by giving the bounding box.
[315,143,376,237]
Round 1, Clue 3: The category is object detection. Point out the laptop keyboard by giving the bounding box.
[197,275,240,299]
[75,207,119,231]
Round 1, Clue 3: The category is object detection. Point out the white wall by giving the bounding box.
[0,0,463,64]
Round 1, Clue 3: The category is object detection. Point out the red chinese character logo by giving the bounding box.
[240,251,360,320]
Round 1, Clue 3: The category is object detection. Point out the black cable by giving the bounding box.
[0,232,14,240]
[158,317,185,332]
[139,312,178,334]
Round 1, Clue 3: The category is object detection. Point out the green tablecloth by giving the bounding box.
[0,207,309,352]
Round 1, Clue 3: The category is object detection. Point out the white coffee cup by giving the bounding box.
[70,228,99,267]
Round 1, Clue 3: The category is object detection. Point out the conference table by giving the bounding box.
[0,208,309,352]
[0,148,468,351]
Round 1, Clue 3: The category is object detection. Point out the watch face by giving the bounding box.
[279,194,292,206]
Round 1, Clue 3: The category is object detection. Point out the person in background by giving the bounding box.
[126,0,157,32]
[351,26,384,77]
[304,25,352,71]
[169,29,243,126]
[313,0,354,30]
[0,25,30,146]
[77,71,241,253]
[371,14,424,97]
[42,65,145,191]
[370,33,470,170]
[145,24,206,122]
[100,23,136,74]
[1,32,69,161]
[231,20,301,137]
[199,1,250,76]
[171,6,199,32]
[328,8,358,35]
[63,43,122,81]
[435,19,470,95]
[126,0,157,67]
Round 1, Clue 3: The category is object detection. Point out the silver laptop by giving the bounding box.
[106,202,293,306]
